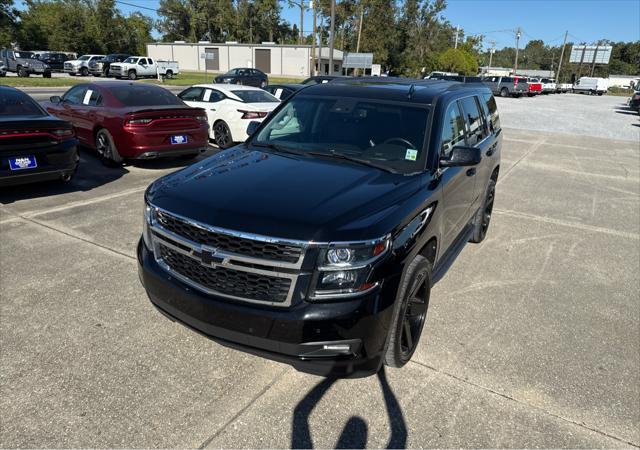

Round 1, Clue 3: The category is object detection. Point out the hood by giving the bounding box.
[146,147,427,242]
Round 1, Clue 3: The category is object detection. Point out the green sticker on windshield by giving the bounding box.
[405,149,418,161]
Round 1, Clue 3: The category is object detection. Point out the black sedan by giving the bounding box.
[214,68,268,88]
[263,83,304,100]
[0,86,79,186]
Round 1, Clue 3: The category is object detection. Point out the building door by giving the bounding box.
[255,49,271,73]
[205,48,219,71]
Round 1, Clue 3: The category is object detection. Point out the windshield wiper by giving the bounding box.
[250,142,307,157]
[308,150,398,174]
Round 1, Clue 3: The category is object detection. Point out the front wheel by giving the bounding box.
[384,255,432,368]
[128,70,137,80]
[213,121,233,149]
[80,67,89,77]
[95,129,123,167]
[470,178,496,243]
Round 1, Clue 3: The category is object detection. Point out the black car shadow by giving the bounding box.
[0,150,128,204]
[291,368,408,449]
[125,147,219,171]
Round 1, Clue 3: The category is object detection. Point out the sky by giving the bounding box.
[74,0,640,49]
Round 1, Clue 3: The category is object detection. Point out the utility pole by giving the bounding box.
[454,25,460,49]
[328,0,336,75]
[555,30,568,84]
[355,3,364,76]
[513,27,521,75]
[310,0,316,75]
[488,40,496,70]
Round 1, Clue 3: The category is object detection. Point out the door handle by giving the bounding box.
[486,144,497,156]
[466,168,476,176]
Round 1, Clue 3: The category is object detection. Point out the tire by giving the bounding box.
[80,67,89,77]
[260,80,267,88]
[128,70,137,80]
[500,87,509,97]
[43,71,52,78]
[95,129,123,167]
[383,255,432,368]
[18,67,29,77]
[213,121,233,149]
[69,73,76,76]
[597,92,603,96]
[469,178,496,243]
[165,70,173,79]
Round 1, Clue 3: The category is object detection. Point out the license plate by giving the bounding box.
[171,135,188,145]
[9,156,37,170]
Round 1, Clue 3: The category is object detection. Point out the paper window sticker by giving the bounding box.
[83,90,93,105]
[405,149,418,161]
[203,89,212,101]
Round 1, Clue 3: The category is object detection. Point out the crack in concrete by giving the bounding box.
[409,359,639,448]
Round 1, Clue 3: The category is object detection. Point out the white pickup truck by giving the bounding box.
[109,56,179,80]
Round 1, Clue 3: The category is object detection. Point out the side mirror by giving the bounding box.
[246,121,261,136]
[50,96,62,104]
[440,145,481,167]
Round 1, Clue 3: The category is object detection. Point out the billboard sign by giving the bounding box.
[343,53,374,69]
[569,45,612,64]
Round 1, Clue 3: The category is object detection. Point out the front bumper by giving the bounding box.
[0,140,79,187]
[137,238,399,377]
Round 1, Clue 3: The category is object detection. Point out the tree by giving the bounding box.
[437,48,477,75]
[0,0,19,47]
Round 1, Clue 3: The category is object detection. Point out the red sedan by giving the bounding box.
[44,82,209,166]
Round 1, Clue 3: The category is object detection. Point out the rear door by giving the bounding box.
[439,100,477,251]
[461,94,493,203]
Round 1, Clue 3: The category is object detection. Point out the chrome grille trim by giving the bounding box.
[148,207,306,307]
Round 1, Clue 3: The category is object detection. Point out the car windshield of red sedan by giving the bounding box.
[0,92,45,116]
[110,86,184,107]
[231,90,279,103]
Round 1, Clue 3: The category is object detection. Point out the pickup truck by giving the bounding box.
[64,55,105,76]
[525,77,542,96]
[138,79,502,377]
[109,57,179,80]
[88,53,130,77]
[482,75,529,97]
[538,78,557,94]
[0,49,52,77]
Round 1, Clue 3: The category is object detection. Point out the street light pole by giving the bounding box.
[310,0,316,76]
[514,27,521,75]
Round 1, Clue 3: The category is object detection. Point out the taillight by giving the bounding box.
[126,118,153,126]
[238,110,268,119]
[53,128,74,138]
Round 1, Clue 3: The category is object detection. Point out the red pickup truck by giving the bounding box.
[524,77,542,96]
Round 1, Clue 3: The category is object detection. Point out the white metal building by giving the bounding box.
[146,41,344,77]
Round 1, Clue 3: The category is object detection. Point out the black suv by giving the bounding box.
[138,79,502,377]
[36,52,68,71]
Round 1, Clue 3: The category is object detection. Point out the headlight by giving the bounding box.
[311,238,390,299]
[23,62,30,67]
[142,204,155,251]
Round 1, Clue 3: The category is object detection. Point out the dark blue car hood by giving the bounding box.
[147,147,427,242]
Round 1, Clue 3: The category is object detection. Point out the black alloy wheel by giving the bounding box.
[384,255,432,368]
[470,178,496,243]
[213,121,233,149]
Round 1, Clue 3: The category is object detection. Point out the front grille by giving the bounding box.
[159,244,291,303]
[64,63,73,70]
[156,210,303,264]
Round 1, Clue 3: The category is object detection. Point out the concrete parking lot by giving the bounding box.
[1,93,639,448]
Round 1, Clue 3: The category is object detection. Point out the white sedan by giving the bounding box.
[178,84,280,148]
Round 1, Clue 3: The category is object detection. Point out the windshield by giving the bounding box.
[110,85,184,106]
[253,96,429,174]
[77,55,90,61]
[0,90,45,116]
[231,90,279,103]
[123,57,138,64]
[15,52,34,59]
[224,69,240,76]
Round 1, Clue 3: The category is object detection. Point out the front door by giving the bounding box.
[439,100,477,251]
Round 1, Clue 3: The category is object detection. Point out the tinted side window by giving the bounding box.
[482,93,500,132]
[147,58,154,65]
[459,96,485,144]
[179,87,204,101]
[502,77,513,83]
[63,85,87,105]
[440,102,466,158]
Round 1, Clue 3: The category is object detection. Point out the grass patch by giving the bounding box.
[607,86,635,97]
[1,71,305,88]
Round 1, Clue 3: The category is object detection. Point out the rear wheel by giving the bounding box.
[384,255,431,368]
[128,70,137,80]
[470,178,496,243]
[18,66,29,77]
[165,70,173,79]
[500,87,509,97]
[213,121,233,149]
[95,129,123,167]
